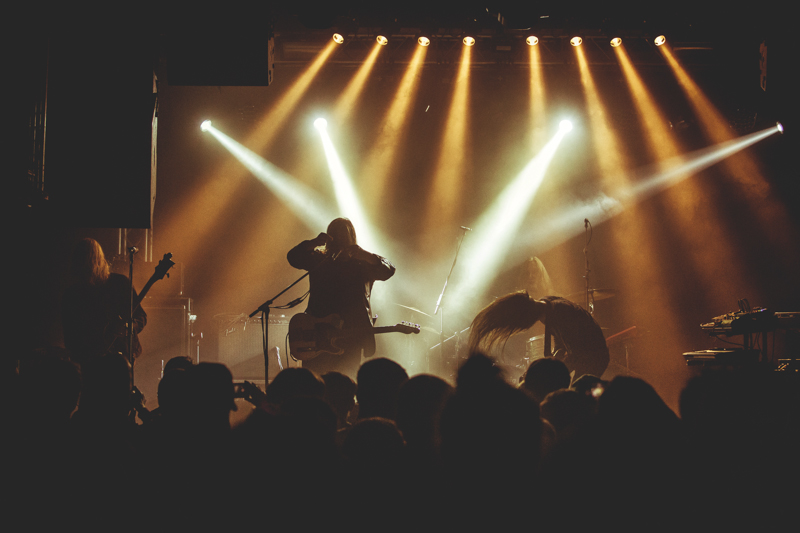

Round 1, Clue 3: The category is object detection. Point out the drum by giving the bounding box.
[526,334,546,361]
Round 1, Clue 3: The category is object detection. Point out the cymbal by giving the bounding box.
[567,288,617,302]
[393,303,433,318]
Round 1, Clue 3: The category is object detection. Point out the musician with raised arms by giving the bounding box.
[287,218,396,379]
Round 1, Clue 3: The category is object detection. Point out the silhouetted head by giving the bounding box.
[396,374,454,453]
[540,388,595,436]
[163,355,194,374]
[521,357,571,403]
[356,358,408,420]
[266,367,326,406]
[188,362,237,415]
[321,371,357,427]
[522,256,554,298]
[326,217,357,251]
[70,238,110,285]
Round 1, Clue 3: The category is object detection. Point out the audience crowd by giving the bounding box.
[7,344,799,530]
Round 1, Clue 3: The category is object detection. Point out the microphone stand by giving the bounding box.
[127,246,138,392]
[433,227,469,377]
[583,219,593,315]
[249,271,309,384]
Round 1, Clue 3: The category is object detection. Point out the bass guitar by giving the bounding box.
[104,253,175,357]
[288,313,420,361]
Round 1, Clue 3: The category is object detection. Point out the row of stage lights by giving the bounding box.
[332,33,669,48]
[203,117,577,133]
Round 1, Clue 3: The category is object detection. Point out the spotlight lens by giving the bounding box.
[418,36,430,47]
[777,122,784,133]
[610,37,622,47]
[377,35,388,46]
[463,36,475,47]
[200,120,211,131]
[654,35,666,46]
[570,36,582,47]
[332,33,344,44]
[314,118,327,130]
[559,120,573,132]
[526,35,539,46]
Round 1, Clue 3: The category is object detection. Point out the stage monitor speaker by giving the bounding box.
[135,297,194,410]
[217,315,299,382]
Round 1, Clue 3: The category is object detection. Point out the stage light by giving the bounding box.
[463,36,476,47]
[376,35,388,46]
[332,33,344,44]
[418,36,430,47]
[314,117,327,130]
[200,120,211,132]
[654,35,666,46]
[777,122,784,133]
[610,37,622,47]
[526,35,539,46]
[559,119,573,132]
[570,36,582,47]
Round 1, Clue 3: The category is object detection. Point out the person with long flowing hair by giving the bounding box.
[468,290,608,383]
[62,238,147,365]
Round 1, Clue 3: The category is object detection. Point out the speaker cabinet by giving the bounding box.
[217,315,299,382]
[135,297,194,409]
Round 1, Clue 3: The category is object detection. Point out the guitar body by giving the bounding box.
[289,313,420,361]
[289,313,347,360]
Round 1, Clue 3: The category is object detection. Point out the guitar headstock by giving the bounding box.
[397,321,421,334]
[154,253,175,281]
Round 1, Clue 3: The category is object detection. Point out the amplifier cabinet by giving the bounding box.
[137,297,194,410]
[217,314,299,382]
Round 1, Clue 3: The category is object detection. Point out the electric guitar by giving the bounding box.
[134,253,176,311]
[104,253,175,357]
[288,313,420,361]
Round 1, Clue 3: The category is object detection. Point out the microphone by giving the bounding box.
[584,219,589,229]
[129,246,139,255]
[460,226,472,232]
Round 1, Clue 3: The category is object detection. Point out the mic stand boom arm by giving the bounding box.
[249,271,310,384]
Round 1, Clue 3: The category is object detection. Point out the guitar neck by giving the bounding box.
[136,278,157,307]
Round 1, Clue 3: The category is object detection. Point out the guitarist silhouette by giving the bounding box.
[62,238,167,366]
[287,218,395,379]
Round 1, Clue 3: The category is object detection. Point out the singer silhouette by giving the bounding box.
[287,218,395,378]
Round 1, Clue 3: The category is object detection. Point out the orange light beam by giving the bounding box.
[575,45,628,190]
[421,45,471,252]
[333,42,383,121]
[529,42,547,149]
[359,44,428,213]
